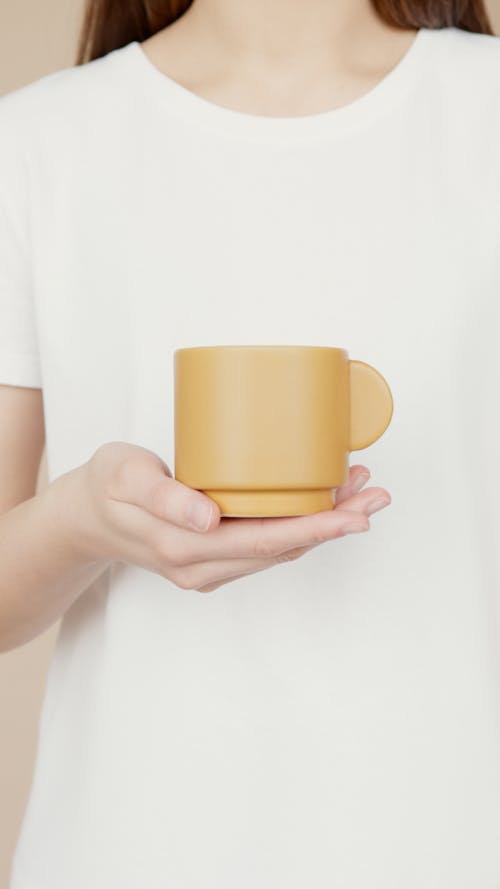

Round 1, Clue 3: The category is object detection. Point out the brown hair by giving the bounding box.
[76,0,494,65]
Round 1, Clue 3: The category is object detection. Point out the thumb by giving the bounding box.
[110,447,221,532]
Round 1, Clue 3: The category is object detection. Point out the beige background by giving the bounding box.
[1,2,500,886]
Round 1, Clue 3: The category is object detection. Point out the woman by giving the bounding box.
[1,0,499,886]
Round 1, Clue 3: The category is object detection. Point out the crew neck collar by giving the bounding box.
[118,27,436,143]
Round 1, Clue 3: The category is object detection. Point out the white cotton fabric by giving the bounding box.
[2,25,500,889]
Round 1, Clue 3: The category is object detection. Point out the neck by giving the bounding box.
[142,0,418,117]
[183,0,387,66]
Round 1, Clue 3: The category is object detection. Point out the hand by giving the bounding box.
[54,441,391,593]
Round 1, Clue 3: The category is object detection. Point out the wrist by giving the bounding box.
[44,463,109,568]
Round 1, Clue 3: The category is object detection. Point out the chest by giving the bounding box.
[33,129,500,479]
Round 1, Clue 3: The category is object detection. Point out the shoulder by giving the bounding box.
[423,26,500,132]
[439,24,500,58]
[0,44,135,149]
[429,26,500,88]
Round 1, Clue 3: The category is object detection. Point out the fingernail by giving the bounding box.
[366,497,390,515]
[351,472,370,494]
[340,522,368,535]
[188,500,213,531]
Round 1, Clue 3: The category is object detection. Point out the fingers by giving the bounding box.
[334,464,371,505]
[219,484,389,560]
[107,450,221,533]
[106,447,390,574]
[153,485,391,565]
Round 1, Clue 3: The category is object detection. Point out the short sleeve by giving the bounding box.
[0,94,43,388]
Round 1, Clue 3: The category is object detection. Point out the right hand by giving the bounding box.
[52,441,392,594]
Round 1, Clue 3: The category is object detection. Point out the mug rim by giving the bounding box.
[174,344,348,355]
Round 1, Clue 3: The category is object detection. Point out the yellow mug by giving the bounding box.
[174,345,393,517]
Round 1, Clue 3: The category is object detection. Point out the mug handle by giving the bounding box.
[349,360,394,451]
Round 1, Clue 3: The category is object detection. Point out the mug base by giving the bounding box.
[202,487,336,517]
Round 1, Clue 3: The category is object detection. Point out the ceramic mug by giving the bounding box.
[174,345,393,517]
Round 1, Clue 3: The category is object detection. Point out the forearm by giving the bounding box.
[0,466,110,652]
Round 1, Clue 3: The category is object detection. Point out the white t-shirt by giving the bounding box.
[3,24,500,889]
